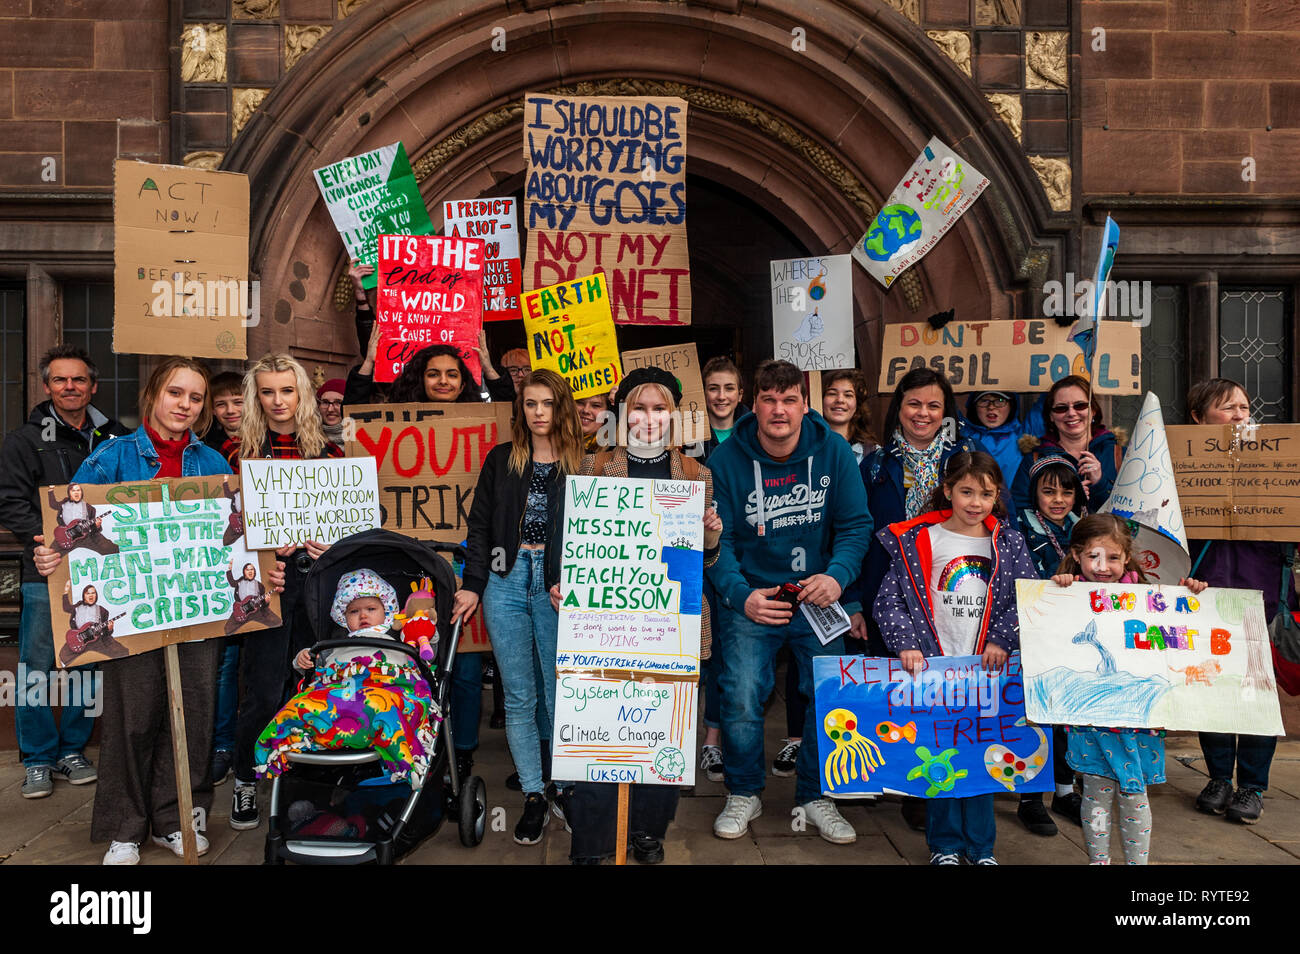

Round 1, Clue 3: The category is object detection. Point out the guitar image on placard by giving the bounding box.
[222,476,244,546]
[46,484,118,555]
[61,613,129,665]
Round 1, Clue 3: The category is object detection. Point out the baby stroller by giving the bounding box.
[263,528,486,864]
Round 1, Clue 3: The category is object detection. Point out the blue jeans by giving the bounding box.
[482,549,559,794]
[212,638,240,752]
[16,582,97,767]
[718,606,844,804]
[451,651,481,753]
[927,794,996,858]
[1199,732,1277,791]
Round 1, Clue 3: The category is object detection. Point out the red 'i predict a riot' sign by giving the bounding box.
[376,234,485,385]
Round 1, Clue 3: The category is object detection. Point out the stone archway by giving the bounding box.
[224,0,1069,385]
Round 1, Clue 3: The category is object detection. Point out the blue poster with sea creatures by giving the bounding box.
[812,653,1053,798]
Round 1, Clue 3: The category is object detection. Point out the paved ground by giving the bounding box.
[3,672,1299,866]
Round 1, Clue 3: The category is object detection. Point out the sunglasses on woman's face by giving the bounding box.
[1051,401,1091,414]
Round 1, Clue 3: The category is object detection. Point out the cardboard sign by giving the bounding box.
[344,402,512,545]
[523,93,690,325]
[551,671,696,785]
[556,475,705,675]
[375,234,485,385]
[113,160,249,359]
[1017,579,1284,735]
[878,318,1142,393]
[313,142,434,290]
[813,654,1053,798]
[1167,424,1300,542]
[852,137,989,290]
[443,196,522,321]
[770,254,855,371]
[620,342,709,444]
[41,476,280,667]
[1099,392,1189,583]
[239,458,381,549]
[522,272,622,400]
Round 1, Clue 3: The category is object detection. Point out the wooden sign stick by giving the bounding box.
[809,371,822,414]
[164,643,199,865]
[614,781,630,866]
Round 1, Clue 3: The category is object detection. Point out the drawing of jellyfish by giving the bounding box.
[823,707,885,790]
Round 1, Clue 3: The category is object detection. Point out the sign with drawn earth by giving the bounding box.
[1016,580,1283,736]
[813,654,1053,798]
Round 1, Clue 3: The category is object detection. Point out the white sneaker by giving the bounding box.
[713,794,762,839]
[800,798,858,844]
[151,831,210,858]
[103,841,140,865]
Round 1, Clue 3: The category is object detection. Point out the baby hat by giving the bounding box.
[330,568,399,630]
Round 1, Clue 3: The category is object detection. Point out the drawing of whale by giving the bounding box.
[1072,619,1115,676]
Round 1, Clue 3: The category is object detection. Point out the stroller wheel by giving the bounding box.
[459,776,486,847]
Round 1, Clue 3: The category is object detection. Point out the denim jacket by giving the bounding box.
[73,426,233,484]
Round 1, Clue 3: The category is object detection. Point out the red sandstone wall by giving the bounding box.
[0,0,169,190]
[1081,0,1300,195]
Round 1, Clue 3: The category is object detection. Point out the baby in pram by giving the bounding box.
[253,569,441,787]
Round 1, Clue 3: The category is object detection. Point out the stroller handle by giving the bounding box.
[422,540,469,564]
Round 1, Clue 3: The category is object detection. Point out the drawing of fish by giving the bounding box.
[876,720,917,744]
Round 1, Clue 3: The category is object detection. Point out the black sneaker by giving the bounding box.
[1051,791,1082,826]
[772,738,800,777]
[505,771,522,791]
[699,744,724,783]
[514,792,548,845]
[630,832,664,864]
[210,749,233,786]
[231,783,259,830]
[1195,777,1234,815]
[1226,787,1263,824]
[1017,796,1059,836]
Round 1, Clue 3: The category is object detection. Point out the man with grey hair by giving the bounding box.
[0,344,128,798]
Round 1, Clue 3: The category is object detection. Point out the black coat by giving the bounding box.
[462,442,565,596]
[0,402,130,582]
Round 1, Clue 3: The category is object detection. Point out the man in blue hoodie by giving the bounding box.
[706,360,873,844]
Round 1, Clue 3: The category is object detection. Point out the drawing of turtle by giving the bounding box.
[906,746,968,797]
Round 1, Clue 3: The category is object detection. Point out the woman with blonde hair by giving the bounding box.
[234,352,334,462]
[454,368,583,845]
[553,366,723,864]
[33,357,287,864]
[227,351,344,831]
